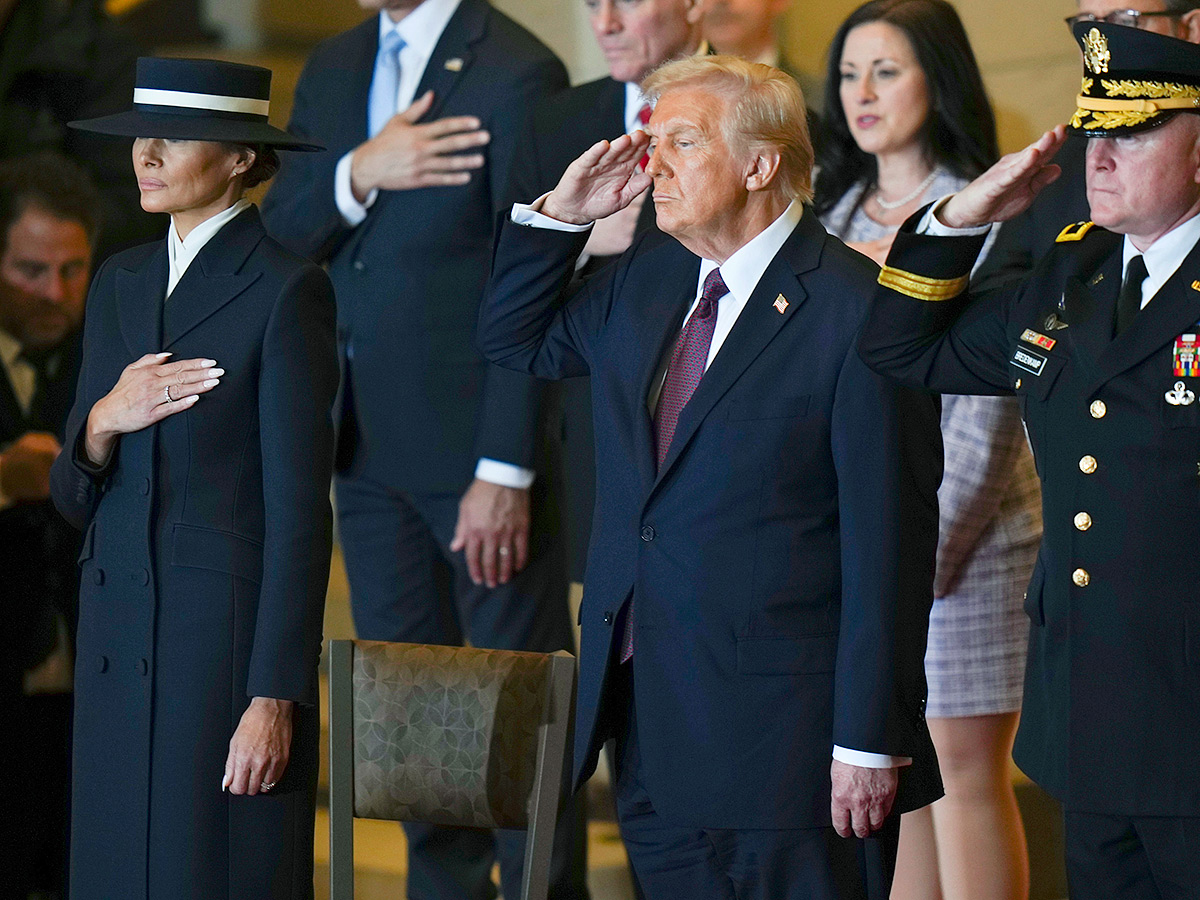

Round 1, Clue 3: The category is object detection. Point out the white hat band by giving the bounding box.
[133,87,269,118]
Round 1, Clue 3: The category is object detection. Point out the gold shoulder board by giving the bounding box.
[1056,221,1095,243]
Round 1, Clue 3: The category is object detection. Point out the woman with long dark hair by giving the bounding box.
[815,4,1041,900]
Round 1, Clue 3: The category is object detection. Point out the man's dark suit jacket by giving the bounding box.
[479,210,943,829]
[1,334,81,677]
[261,0,567,495]
[508,76,662,579]
[861,214,1200,816]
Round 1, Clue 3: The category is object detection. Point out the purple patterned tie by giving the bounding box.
[621,268,727,662]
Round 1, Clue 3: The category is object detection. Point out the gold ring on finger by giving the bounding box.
[497,546,510,556]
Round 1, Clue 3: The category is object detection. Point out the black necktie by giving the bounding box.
[19,345,57,420]
[1115,255,1148,337]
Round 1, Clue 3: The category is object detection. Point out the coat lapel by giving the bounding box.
[117,245,167,358]
[161,207,264,349]
[650,212,821,492]
[412,0,486,122]
[1063,238,1122,372]
[1092,237,1200,390]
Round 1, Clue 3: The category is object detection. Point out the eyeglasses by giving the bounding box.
[1065,9,1181,31]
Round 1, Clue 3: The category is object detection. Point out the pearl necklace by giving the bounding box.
[873,170,938,211]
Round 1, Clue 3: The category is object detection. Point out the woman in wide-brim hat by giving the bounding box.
[51,56,337,900]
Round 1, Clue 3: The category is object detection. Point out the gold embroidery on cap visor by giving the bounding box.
[1072,79,1200,131]
[878,266,969,302]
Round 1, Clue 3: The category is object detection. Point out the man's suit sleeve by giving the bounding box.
[470,54,568,469]
[858,222,1018,395]
[259,57,350,264]
[830,336,942,757]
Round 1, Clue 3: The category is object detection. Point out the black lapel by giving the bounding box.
[344,16,380,145]
[1091,235,1200,391]
[413,0,486,122]
[162,207,264,349]
[0,367,24,440]
[1063,236,1122,367]
[651,211,820,492]
[117,245,168,357]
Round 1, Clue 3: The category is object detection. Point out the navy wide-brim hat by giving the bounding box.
[69,57,323,152]
[1071,21,1200,137]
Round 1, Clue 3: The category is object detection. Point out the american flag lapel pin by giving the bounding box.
[773,294,789,314]
[444,58,464,71]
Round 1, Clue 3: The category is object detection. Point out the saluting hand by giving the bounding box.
[350,91,490,201]
[938,125,1068,230]
[84,352,222,466]
[541,131,653,226]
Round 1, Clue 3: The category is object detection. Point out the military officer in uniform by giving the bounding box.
[860,22,1200,900]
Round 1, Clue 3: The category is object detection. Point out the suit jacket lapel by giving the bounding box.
[162,207,263,349]
[413,0,485,122]
[1064,237,1122,372]
[117,244,167,357]
[1092,237,1200,390]
[632,255,697,492]
[345,18,378,145]
[651,212,821,491]
[0,368,24,440]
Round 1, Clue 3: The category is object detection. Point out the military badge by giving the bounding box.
[1021,329,1056,351]
[1174,334,1199,377]
[1083,28,1111,74]
[1166,380,1196,405]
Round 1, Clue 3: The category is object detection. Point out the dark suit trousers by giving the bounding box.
[1065,811,1200,900]
[611,663,899,900]
[334,474,587,900]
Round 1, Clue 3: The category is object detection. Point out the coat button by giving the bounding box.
[1074,512,1093,531]
[97,656,108,673]
[640,525,656,542]
[1079,455,1098,474]
[139,659,149,676]
[139,478,150,495]
[1014,378,1022,390]
[93,568,104,585]
[1072,568,1090,587]
[1089,400,1106,419]
[353,260,365,271]
[137,568,150,585]
[603,611,613,625]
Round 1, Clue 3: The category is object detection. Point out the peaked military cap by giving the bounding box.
[1070,21,1200,137]
[70,57,323,151]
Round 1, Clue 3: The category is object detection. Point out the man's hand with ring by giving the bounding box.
[450,478,530,588]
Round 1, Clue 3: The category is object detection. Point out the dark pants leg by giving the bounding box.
[1065,810,1200,900]
[335,474,587,900]
[611,664,899,900]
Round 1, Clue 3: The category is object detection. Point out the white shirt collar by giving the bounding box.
[381,0,463,84]
[1121,210,1200,308]
[697,200,805,305]
[167,199,252,298]
[0,328,21,371]
[624,82,651,135]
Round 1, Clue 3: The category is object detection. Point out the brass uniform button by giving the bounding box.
[1080,455,1098,474]
[1073,568,1090,587]
[1074,512,1093,531]
[1015,378,1023,390]
[1090,400,1106,419]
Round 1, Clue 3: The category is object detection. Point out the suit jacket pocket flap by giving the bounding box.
[727,395,811,421]
[736,633,837,675]
[172,524,264,585]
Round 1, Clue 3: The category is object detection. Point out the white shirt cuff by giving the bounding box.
[335,150,377,226]
[917,194,992,237]
[832,745,912,769]
[511,194,594,232]
[474,458,535,490]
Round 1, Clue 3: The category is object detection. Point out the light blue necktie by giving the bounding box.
[367,30,405,138]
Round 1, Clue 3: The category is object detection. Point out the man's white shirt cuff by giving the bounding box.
[335,151,378,226]
[511,196,594,232]
[833,746,912,769]
[917,195,992,237]
[475,458,535,490]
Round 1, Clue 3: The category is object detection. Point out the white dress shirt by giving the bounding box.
[331,0,531,490]
[512,197,909,769]
[167,199,252,297]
